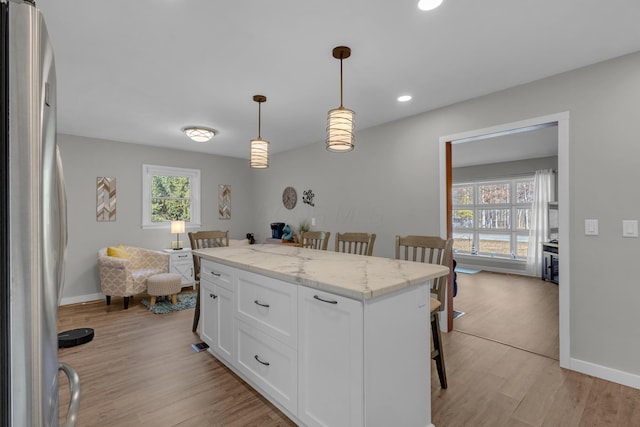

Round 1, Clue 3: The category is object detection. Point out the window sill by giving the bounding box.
[453,253,527,263]
[141,222,201,230]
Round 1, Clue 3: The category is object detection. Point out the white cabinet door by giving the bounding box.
[200,280,234,363]
[200,280,217,348]
[173,260,195,286]
[298,287,364,427]
[165,249,195,286]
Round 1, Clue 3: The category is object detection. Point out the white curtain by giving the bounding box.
[527,169,555,275]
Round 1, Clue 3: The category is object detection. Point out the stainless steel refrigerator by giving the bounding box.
[1,0,79,425]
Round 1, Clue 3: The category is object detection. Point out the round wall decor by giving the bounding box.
[282,186,297,210]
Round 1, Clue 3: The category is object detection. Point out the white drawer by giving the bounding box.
[201,261,234,291]
[236,320,297,415]
[236,270,297,348]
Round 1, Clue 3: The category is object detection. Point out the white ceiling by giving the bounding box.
[37,0,640,160]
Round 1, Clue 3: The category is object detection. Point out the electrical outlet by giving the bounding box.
[622,220,638,238]
[585,219,598,236]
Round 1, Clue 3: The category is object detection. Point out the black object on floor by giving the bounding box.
[192,342,209,353]
[58,328,94,348]
[453,310,465,320]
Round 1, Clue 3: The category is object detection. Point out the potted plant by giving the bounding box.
[298,220,311,244]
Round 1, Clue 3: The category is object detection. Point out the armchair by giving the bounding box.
[97,246,169,309]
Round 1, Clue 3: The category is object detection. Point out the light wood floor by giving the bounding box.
[57,294,296,427]
[58,293,640,426]
[453,271,559,360]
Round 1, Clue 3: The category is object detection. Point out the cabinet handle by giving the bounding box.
[314,295,338,305]
[178,254,188,259]
[210,293,218,299]
[254,355,270,366]
[254,300,270,308]
[210,272,221,277]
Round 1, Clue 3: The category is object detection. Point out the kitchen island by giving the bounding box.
[193,244,449,427]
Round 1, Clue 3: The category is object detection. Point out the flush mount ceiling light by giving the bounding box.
[250,95,269,169]
[182,126,216,142]
[418,0,443,11]
[398,95,412,102]
[326,46,355,152]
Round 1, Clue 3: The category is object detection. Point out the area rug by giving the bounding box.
[142,292,196,314]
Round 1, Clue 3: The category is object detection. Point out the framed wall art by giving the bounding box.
[219,184,231,219]
[96,176,116,222]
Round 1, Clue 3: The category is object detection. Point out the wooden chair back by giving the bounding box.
[334,232,376,256]
[300,231,331,250]
[188,230,229,281]
[395,235,453,310]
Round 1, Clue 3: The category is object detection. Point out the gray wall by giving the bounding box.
[453,156,558,181]
[253,51,640,378]
[58,134,254,301]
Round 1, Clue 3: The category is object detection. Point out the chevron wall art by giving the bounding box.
[96,176,116,222]
[219,184,231,219]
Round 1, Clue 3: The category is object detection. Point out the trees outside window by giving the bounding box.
[142,165,201,228]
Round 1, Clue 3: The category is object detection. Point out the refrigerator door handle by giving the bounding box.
[58,363,80,427]
[56,146,68,305]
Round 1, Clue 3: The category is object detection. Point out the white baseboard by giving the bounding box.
[59,293,104,306]
[570,357,640,390]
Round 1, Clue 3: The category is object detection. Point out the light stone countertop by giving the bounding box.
[193,244,450,301]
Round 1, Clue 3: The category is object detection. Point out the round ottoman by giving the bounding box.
[147,273,182,306]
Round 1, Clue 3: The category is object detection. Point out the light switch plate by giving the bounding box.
[585,219,598,236]
[622,220,638,238]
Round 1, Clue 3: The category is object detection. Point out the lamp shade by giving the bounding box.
[250,138,269,168]
[170,220,185,234]
[326,107,355,152]
[183,127,216,142]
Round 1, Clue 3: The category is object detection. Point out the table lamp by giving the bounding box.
[170,220,185,250]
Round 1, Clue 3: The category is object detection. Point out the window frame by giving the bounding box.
[141,164,201,229]
[452,176,533,260]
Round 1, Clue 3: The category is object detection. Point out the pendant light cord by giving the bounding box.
[339,57,344,108]
[257,101,262,139]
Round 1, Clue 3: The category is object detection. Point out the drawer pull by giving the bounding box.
[210,272,221,277]
[314,295,338,305]
[254,300,270,308]
[178,254,188,259]
[210,293,218,299]
[254,355,270,366]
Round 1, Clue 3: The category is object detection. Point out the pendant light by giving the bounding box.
[326,46,355,152]
[250,95,269,168]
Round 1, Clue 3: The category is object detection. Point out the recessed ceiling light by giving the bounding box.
[418,0,443,11]
[182,126,216,142]
[398,95,412,102]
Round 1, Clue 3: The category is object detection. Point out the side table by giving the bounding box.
[163,248,195,288]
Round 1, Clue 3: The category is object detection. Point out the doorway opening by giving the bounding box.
[438,112,570,368]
